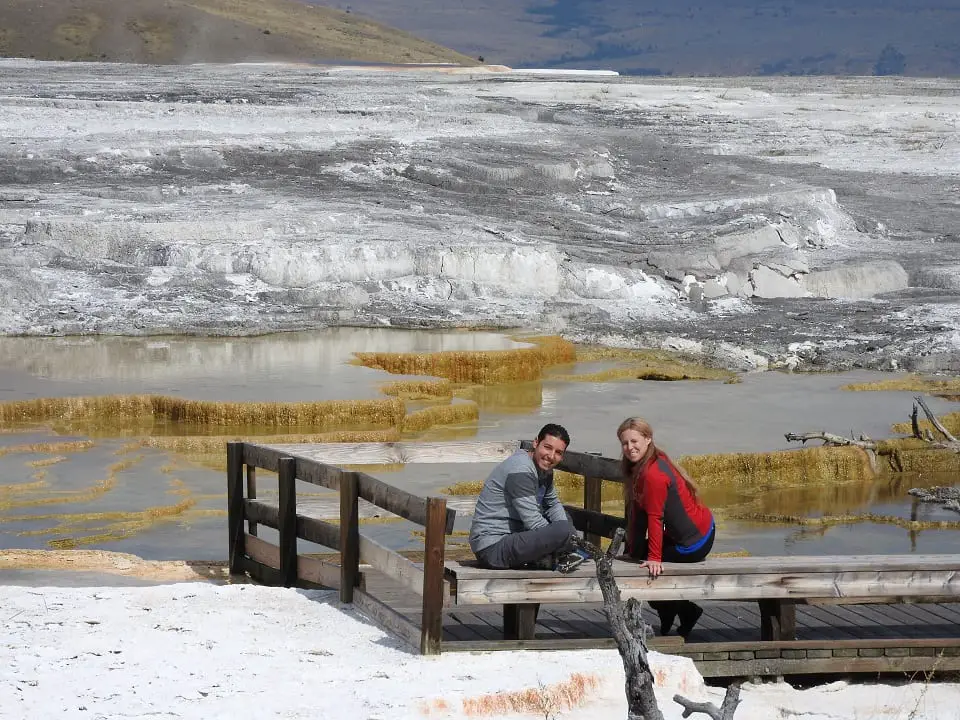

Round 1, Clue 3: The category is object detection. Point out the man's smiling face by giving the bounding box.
[530,433,567,472]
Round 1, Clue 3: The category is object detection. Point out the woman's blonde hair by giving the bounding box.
[616,416,700,509]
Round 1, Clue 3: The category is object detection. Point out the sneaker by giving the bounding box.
[554,548,591,574]
[524,556,555,571]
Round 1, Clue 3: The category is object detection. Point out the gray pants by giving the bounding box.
[474,521,574,569]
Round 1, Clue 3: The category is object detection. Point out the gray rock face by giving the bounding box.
[748,264,807,299]
[0,61,958,371]
[913,266,960,292]
[806,262,910,300]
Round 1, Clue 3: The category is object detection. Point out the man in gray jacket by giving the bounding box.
[468,423,587,572]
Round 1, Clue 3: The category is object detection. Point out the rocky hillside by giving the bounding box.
[0,0,477,65]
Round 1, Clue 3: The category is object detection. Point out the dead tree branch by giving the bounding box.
[912,396,960,450]
[911,402,923,441]
[578,531,741,719]
[584,529,664,720]
[784,431,878,473]
[906,397,960,511]
[673,683,742,719]
[784,431,876,449]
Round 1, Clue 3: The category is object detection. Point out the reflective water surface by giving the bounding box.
[0,330,957,566]
[0,329,530,401]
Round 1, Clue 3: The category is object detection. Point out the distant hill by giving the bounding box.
[321,0,960,76]
[0,0,477,65]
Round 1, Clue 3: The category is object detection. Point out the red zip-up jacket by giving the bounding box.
[626,451,713,562]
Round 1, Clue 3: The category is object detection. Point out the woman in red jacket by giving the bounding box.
[618,416,716,638]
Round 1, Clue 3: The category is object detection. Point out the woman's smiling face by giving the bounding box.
[619,427,651,463]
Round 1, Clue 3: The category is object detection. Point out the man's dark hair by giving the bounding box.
[536,423,570,447]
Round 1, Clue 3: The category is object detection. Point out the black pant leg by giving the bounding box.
[477,521,574,569]
[659,526,716,635]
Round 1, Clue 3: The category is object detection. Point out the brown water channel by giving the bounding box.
[0,330,957,569]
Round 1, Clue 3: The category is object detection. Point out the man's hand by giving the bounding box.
[640,560,663,578]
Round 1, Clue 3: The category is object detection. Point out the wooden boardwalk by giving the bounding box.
[362,570,960,677]
[231,440,960,678]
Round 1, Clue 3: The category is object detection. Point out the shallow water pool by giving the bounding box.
[0,330,956,564]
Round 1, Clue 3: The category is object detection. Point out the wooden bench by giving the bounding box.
[444,554,960,642]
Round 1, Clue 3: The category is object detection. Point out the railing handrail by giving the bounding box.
[519,440,623,482]
[227,440,451,655]
[240,442,456,533]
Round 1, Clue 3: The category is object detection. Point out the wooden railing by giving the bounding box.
[226,439,628,654]
[226,441,456,654]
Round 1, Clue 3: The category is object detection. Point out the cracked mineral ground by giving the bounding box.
[1,61,958,371]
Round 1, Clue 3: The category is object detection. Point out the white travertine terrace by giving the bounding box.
[1,61,957,371]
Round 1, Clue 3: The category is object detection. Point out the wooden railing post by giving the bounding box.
[246,464,258,537]
[421,496,447,655]
[583,475,602,546]
[278,457,298,588]
[340,471,360,603]
[226,442,245,576]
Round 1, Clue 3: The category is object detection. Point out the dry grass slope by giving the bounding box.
[679,446,876,487]
[353,336,577,385]
[843,375,960,395]
[400,402,478,433]
[0,0,478,64]
[0,394,406,431]
[876,438,960,473]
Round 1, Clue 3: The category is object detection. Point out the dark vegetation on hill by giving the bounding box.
[0,0,477,65]
[324,0,960,76]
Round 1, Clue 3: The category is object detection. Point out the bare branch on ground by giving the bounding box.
[673,683,742,719]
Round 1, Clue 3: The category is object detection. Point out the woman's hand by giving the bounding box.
[641,560,663,578]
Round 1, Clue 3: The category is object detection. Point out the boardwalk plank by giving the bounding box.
[354,574,960,679]
[687,606,741,643]
[869,604,938,639]
[568,607,612,637]
[709,603,756,634]
[444,615,484,642]
[352,569,960,649]
[919,603,960,625]
[538,608,591,639]
[800,605,863,641]
[820,603,880,640]
[240,443,960,679]
[878,604,946,638]
[898,603,960,630]
[530,607,567,637]
[840,604,907,639]
[447,611,502,641]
